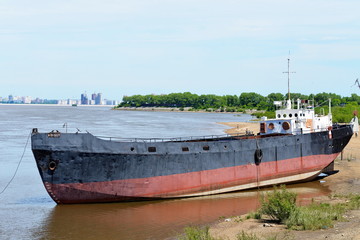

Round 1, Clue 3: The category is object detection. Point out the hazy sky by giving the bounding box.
[1,0,359,100]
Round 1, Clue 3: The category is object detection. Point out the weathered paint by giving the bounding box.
[31,124,353,204]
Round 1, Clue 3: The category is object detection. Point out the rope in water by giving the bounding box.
[0,131,31,195]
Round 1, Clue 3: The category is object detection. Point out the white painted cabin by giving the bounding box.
[260,99,332,135]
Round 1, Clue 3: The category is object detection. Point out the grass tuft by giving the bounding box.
[236,231,260,240]
[285,203,346,230]
[179,226,218,240]
[259,185,297,223]
[246,211,262,220]
[259,186,360,231]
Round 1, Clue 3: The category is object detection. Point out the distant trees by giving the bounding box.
[239,92,267,109]
[117,92,360,119]
[120,92,227,109]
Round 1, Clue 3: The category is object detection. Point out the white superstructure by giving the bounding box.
[260,99,333,135]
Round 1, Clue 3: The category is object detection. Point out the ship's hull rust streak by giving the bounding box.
[46,154,336,204]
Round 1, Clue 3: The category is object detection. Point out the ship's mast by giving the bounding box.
[283,57,296,109]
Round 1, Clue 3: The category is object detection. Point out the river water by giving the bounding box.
[0,105,331,240]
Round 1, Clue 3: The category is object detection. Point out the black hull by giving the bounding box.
[31,124,353,203]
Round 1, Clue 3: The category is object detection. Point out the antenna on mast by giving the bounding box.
[282,52,296,109]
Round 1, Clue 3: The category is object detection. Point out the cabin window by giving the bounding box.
[283,114,287,118]
[268,123,275,130]
[203,145,210,151]
[130,147,135,152]
[148,147,156,152]
[260,122,266,133]
[289,114,293,118]
[277,114,281,118]
[182,147,189,152]
[295,113,298,117]
[282,121,290,130]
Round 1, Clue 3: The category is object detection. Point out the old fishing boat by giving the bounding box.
[31,63,354,204]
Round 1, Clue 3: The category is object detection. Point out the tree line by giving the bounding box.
[117,92,360,111]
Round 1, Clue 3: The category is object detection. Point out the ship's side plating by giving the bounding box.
[31,124,353,204]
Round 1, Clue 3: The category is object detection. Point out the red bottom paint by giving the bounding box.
[45,153,339,204]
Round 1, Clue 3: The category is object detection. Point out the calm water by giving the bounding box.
[0,105,330,240]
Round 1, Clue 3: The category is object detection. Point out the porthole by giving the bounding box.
[224,145,228,149]
[203,145,210,151]
[148,147,156,152]
[282,121,290,130]
[283,114,287,118]
[289,114,292,118]
[182,147,189,152]
[49,161,57,171]
[277,114,281,118]
[268,123,275,130]
[295,113,298,117]
[130,147,135,152]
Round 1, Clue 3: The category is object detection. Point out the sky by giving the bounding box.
[0,0,359,100]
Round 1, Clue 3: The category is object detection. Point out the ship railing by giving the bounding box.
[96,131,253,142]
[292,126,340,135]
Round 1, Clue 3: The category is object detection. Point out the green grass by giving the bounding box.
[246,212,261,220]
[258,186,360,231]
[179,188,360,239]
[286,193,360,230]
[237,231,260,240]
[178,226,219,240]
[259,185,297,223]
[236,231,293,240]
[256,186,360,230]
[285,202,346,230]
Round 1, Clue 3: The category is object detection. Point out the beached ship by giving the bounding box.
[31,62,354,204]
[31,99,353,204]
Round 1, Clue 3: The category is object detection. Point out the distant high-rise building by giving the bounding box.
[95,93,102,105]
[8,95,14,103]
[91,93,97,101]
[81,93,88,105]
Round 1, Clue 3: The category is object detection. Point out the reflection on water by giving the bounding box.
[33,182,330,240]
[0,105,332,240]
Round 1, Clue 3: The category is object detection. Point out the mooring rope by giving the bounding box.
[0,131,31,195]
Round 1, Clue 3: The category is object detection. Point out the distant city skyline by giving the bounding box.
[0,92,120,105]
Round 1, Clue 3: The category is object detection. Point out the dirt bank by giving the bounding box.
[211,122,360,240]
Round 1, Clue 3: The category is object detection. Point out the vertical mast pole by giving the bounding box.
[287,58,290,101]
[283,56,296,109]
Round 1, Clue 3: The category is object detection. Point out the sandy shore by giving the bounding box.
[211,122,360,240]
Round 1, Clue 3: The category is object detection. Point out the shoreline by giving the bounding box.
[208,121,360,240]
[0,103,115,107]
[218,121,259,135]
[114,106,262,114]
